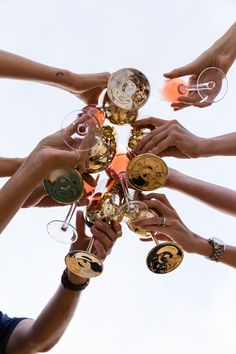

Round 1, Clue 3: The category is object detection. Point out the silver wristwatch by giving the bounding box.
[208,237,226,262]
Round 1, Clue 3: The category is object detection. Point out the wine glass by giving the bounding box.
[106,146,148,220]
[61,109,103,152]
[65,240,103,279]
[44,168,93,244]
[86,176,122,226]
[99,68,150,125]
[127,206,184,274]
[64,175,121,279]
[127,153,168,192]
[44,109,103,243]
[161,66,228,104]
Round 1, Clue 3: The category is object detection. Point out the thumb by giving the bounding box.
[163,62,195,79]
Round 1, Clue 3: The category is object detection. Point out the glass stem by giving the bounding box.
[150,232,159,246]
[61,202,77,232]
[187,81,215,92]
[119,172,132,205]
[87,237,94,253]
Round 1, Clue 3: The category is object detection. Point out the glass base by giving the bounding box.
[127,153,168,191]
[47,220,78,244]
[65,250,103,278]
[146,242,184,274]
[197,67,228,103]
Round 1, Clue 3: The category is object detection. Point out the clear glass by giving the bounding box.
[161,66,228,104]
[45,108,104,244]
[107,68,150,111]
[45,169,94,244]
[106,146,148,220]
[127,206,184,274]
[61,109,103,151]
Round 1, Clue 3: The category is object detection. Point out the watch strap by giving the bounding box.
[61,268,90,291]
[208,238,225,262]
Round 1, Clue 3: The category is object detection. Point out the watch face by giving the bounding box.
[211,237,225,246]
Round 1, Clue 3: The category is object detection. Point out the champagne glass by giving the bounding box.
[127,152,168,192]
[44,109,103,243]
[127,206,184,274]
[61,109,103,152]
[64,175,120,279]
[86,176,122,226]
[100,68,150,125]
[65,240,103,279]
[44,168,93,244]
[161,66,228,104]
[124,123,169,192]
[106,146,148,220]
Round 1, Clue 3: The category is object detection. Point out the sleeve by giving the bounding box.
[0,312,28,354]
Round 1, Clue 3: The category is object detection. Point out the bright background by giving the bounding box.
[1,1,236,353]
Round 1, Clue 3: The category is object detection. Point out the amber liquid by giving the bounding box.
[107,153,130,179]
[161,78,188,103]
[83,180,95,197]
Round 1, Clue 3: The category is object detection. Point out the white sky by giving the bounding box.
[1,1,236,353]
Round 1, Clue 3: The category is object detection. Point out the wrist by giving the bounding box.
[67,270,89,286]
[191,234,213,257]
[23,152,51,179]
[61,268,90,291]
[195,137,218,157]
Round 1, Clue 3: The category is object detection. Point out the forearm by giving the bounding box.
[167,171,236,217]
[193,234,236,268]
[0,50,75,92]
[213,22,236,65]
[0,156,47,232]
[27,284,82,352]
[197,133,236,157]
[0,157,23,177]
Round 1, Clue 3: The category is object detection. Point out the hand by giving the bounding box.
[67,211,122,284]
[67,72,110,105]
[29,114,94,175]
[132,117,204,158]
[132,193,201,253]
[163,45,233,111]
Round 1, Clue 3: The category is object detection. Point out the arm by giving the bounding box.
[0,50,110,104]
[0,157,23,177]
[6,211,122,354]
[166,168,236,217]
[163,22,236,110]
[0,126,83,233]
[134,194,236,268]
[132,117,236,158]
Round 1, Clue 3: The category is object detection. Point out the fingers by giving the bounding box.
[193,101,212,108]
[133,127,161,154]
[163,62,195,79]
[139,233,171,242]
[32,196,64,208]
[143,193,175,211]
[80,87,104,105]
[132,117,167,129]
[90,221,122,260]
[82,173,98,187]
